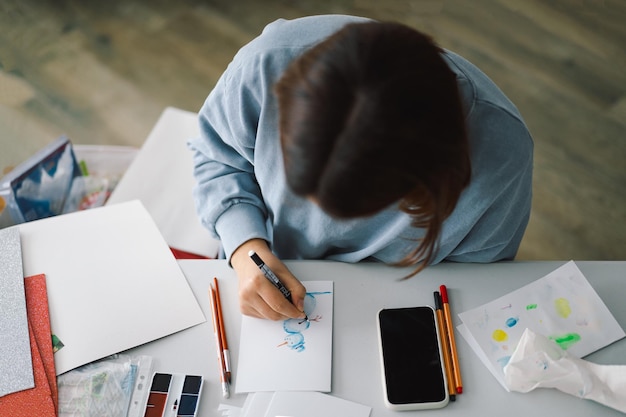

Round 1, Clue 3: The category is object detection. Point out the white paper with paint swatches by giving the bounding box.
[457,261,625,389]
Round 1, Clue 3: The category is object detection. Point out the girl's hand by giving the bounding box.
[231,239,307,320]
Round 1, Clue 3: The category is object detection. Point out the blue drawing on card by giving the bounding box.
[277,291,331,352]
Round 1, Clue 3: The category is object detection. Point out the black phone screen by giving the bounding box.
[378,306,447,405]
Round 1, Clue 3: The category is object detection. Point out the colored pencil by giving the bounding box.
[440,285,463,394]
[213,277,231,383]
[434,291,456,401]
[208,284,230,399]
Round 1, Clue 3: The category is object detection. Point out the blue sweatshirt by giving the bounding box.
[189,15,533,264]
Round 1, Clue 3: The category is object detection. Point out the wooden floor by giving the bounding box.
[1,0,624,261]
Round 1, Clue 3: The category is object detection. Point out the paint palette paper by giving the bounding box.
[458,261,625,389]
[236,281,334,393]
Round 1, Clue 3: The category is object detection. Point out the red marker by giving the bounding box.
[440,285,463,394]
[434,291,456,401]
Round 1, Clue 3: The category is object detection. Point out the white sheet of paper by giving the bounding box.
[458,261,625,386]
[17,200,206,375]
[106,107,220,258]
[240,392,275,417]
[217,402,246,417]
[264,392,372,417]
[236,281,333,393]
[0,227,34,397]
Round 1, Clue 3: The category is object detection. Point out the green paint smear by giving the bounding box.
[526,304,538,310]
[550,333,581,350]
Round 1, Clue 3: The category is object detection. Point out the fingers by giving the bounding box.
[231,239,307,321]
[239,271,305,320]
[283,275,307,314]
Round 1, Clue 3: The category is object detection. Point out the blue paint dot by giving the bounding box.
[497,356,512,368]
[505,317,518,328]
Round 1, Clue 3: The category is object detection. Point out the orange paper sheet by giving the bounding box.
[0,274,57,416]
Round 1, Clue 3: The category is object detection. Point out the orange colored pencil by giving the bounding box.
[440,285,463,394]
[213,277,231,382]
[208,284,229,398]
[434,291,456,401]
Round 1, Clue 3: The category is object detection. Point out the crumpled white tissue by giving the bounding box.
[504,328,626,413]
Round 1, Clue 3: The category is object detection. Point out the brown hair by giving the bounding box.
[274,21,471,277]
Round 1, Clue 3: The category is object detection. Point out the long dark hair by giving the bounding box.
[275,21,471,277]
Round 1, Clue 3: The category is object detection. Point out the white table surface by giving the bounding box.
[125,260,626,416]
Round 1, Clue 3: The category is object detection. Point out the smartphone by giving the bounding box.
[377,306,449,410]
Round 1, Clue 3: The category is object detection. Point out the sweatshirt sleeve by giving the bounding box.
[188,55,271,260]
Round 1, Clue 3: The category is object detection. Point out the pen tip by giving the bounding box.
[450,394,456,402]
[456,387,463,394]
[434,291,442,309]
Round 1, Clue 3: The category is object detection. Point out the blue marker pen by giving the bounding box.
[248,250,308,321]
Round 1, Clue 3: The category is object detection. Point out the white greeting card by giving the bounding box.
[236,281,333,393]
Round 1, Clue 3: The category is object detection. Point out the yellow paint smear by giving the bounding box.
[554,298,572,318]
[492,329,508,342]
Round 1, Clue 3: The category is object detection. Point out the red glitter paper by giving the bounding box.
[0,274,56,416]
